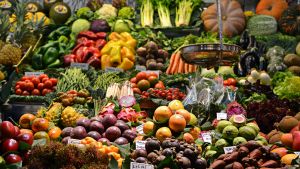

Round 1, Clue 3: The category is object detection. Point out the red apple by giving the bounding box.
[17,133,34,145]
[292,131,300,151]
[5,154,22,164]
[2,139,19,153]
[14,126,20,138]
[1,121,16,138]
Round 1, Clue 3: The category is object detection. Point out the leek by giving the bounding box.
[153,0,173,27]
[175,0,202,27]
[139,0,154,27]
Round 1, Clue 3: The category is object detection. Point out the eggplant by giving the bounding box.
[240,48,260,75]
[247,35,258,49]
[239,30,250,50]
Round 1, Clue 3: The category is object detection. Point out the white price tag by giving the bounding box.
[136,65,147,71]
[136,124,144,135]
[130,162,154,169]
[136,141,146,150]
[217,113,227,120]
[70,63,89,70]
[67,139,81,145]
[201,132,212,143]
[142,71,160,78]
[105,67,123,72]
[25,72,44,77]
[224,146,237,154]
[294,152,300,156]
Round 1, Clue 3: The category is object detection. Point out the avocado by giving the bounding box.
[26,2,43,13]
[43,0,62,13]
[49,2,71,24]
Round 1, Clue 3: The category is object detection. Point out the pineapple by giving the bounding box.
[0,44,22,65]
[44,103,64,125]
[36,106,48,118]
[0,10,10,41]
[61,106,84,127]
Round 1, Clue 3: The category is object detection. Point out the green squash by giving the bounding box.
[247,15,278,36]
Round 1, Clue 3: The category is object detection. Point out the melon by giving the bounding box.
[239,126,257,140]
[222,125,239,140]
[247,15,277,36]
[216,120,232,133]
[215,139,229,149]
[229,115,246,128]
[233,137,247,146]
[246,123,260,134]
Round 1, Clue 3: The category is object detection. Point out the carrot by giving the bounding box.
[192,65,197,72]
[188,64,193,72]
[170,51,180,74]
[184,63,189,74]
[166,53,176,74]
[178,58,184,73]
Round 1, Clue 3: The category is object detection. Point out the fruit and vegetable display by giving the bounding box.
[1,0,300,169]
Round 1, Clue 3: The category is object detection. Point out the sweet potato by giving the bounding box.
[249,149,263,159]
[238,146,249,158]
[242,141,261,151]
[260,160,279,168]
[217,154,227,160]
[224,152,239,163]
[224,163,233,169]
[209,160,226,169]
[232,162,244,169]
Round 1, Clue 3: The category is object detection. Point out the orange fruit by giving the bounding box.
[31,118,49,132]
[169,114,186,132]
[48,127,62,140]
[156,127,172,142]
[143,121,155,135]
[271,147,288,157]
[281,133,293,148]
[154,106,173,123]
[175,109,191,123]
[190,127,201,139]
[136,72,148,82]
[168,100,184,111]
[281,154,298,165]
[19,113,36,129]
[183,133,194,143]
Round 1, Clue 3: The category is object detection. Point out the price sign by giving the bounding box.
[25,72,44,77]
[136,141,146,150]
[130,162,154,169]
[105,67,123,72]
[201,132,212,144]
[68,139,81,145]
[294,152,300,156]
[70,63,89,70]
[136,124,144,135]
[224,146,237,154]
[136,65,146,71]
[217,112,227,120]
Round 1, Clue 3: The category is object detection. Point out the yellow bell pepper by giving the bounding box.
[101,41,116,55]
[121,47,135,61]
[109,45,122,66]
[126,39,137,49]
[120,32,133,41]
[101,54,112,70]
[109,32,126,41]
[117,58,134,70]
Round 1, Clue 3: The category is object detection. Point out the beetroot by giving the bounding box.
[91,116,103,123]
[105,126,121,141]
[114,137,129,145]
[119,96,136,107]
[89,121,105,134]
[76,118,91,129]
[102,114,117,128]
[71,126,87,139]
[122,129,137,142]
[115,120,129,132]
[87,131,102,140]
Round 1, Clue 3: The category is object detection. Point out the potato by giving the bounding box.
[288,66,300,76]
[284,54,300,66]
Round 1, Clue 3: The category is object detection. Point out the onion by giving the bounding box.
[259,71,271,86]
[250,69,260,80]
[247,76,257,84]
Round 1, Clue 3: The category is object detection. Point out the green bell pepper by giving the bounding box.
[58,35,69,44]
[39,41,59,54]
[47,59,62,68]
[43,47,59,65]
[32,53,43,70]
[48,26,71,40]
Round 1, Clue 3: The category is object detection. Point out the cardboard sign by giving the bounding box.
[201,132,212,144]
[130,162,154,169]
[136,124,144,135]
[136,141,146,150]
[105,67,123,72]
[67,139,81,145]
[135,65,147,71]
[70,63,89,70]
[25,72,44,77]
[217,112,227,120]
[224,146,237,154]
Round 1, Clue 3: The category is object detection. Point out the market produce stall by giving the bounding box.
[0,0,300,168]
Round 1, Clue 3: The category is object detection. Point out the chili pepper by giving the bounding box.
[81,40,95,47]
[47,59,62,68]
[43,47,59,65]
[96,32,107,39]
[87,56,101,69]
[48,26,71,40]
[95,39,107,50]
[32,53,43,70]
[64,54,76,66]
[75,46,89,63]
[77,31,98,40]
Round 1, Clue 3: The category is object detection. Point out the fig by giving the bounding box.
[157,58,164,63]
[194,158,207,169]
[105,126,121,141]
[145,139,160,153]
[183,148,197,161]
[62,136,71,144]
[161,139,172,149]
[147,152,158,163]
[87,131,102,140]
[61,127,73,137]
[98,138,110,145]
[115,120,129,132]
[156,63,164,70]
[132,149,148,159]
[136,157,147,163]
[89,121,105,134]
[177,157,191,168]
[102,114,117,128]
[158,49,168,58]
[122,129,137,142]
[71,126,87,139]
[76,118,91,129]
[90,116,103,123]
[114,137,128,145]
[138,57,146,65]
[162,148,173,157]
[147,61,157,70]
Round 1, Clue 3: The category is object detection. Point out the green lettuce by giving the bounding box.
[273,76,300,100]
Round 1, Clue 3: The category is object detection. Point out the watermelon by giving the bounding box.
[247,15,278,36]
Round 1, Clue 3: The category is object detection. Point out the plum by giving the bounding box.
[89,121,105,134]
[102,114,117,128]
[87,131,102,140]
[136,157,147,163]
[132,149,147,159]
[105,126,121,141]
[71,126,87,139]
[98,138,111,145]
[76,118,91,129]
[91,116,103,123]
[122,129,137,142]
[61,127,73,137]
[115,120,129,132]
[114,137,128,145]
[145,139,160,153]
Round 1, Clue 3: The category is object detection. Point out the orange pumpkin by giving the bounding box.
[201,0,245,37]
[256,0,288,20]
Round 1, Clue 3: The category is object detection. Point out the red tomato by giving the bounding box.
[44,80,53,89]
[25,81,34,91]
[20,76,29,81]
[16,81,22,86]
[31,77,40,87]
[37,83,44,91]
[131,83,137,88]
[154,83,165,90]
[49,78,58,86]
[15,85,20,90]
[223,80,229,86]
[22,91,30,96]
[227,78,237,86]
[42,89,51,96]
[130,77,137,83]
[19,81,27,90]
[147,72,158,78]
[39,74,48,81]
[133,88,141,94]
[42,78,49,83]
[15,89,22,95]
[31,89,40,96]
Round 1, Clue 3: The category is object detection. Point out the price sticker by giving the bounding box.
[142,71,159,78]
[217,112,227,120]
[224,146,237,154]
[136,124,144,135]
[201,132,212,144]
[294,152,300,156]
[130,162,154,169]
[105,67,123,72]
[70,63,89,70]
[67,139,81,145]
[136,65,146,71]
[25,72,44,77]
[136,141,146,150]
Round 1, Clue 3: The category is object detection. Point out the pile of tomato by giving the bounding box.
[223,77,237,89]
[141,88,186,101]
[14,74,58,96]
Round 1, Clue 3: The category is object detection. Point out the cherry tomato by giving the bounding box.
[31,77,40,87]
[22,91,30,96]
[39,74,48,81]
[37,83,44,91]
[44,80,53,89]
[16,81,22,86]
[42,89,51,96]
[223,80,229,86]
[25,81,34,91]
[31,89,40,96]
[49,78,57,86]
[19,81,27,91]
[227,78,237,86]
[15,89,22,95]
[160,92,166,98]
[42,78,49,83]
[67,90,77,95]
[166,96,172,101]
[15,85,20,90]
[147,72,158,78]
[20,76,29,81]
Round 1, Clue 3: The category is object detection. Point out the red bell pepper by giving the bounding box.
[77,37,89,44]
[77,31,98,40]
[96,32,107,39]
[75,46,89,63]
[95,39,107,50]
[63,54,76,66]
[87,56,101,69]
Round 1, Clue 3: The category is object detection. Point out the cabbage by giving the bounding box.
[71,19,91,35]
[113,19,133,33]
[95,4,117,20]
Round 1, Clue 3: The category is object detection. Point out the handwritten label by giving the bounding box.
[105,67,123,72]
[142,71,160,78]
[136,124,144,135]
[68,139,81,145]
[217,112,227,120]
[224,146,237,154]
[136,65,146,71]
[130,162,154,169]
[70,63,89,70]
[201,132,212,143]
[25,72,44,77]
[294,152,300,156]
[136,141,146,150]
